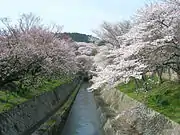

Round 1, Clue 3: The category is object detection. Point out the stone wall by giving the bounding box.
[0,79,80,135]
[94,87,180,135]
[32,82,81,135]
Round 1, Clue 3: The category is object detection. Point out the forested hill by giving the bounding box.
[56,32,99,43]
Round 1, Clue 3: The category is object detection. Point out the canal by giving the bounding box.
[61,82,103,135]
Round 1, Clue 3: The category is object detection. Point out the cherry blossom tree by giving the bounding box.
[93,20,131,48]
[89,0,180,91]
[0,13,78,88]
[75,42,97,56]
[73,42,99,80]
[89,40,147,90]
[134,0,180,82]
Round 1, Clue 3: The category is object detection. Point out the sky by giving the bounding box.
[0,0,150,35]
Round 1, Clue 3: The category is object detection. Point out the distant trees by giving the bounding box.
[74,42,98,79]
[55,32,98,43]
[75,42,97,56]
[67,33,89,43]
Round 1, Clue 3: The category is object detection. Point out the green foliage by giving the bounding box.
[97,40,109,46]
[67,32,90,43]
[0,91,27,112]
[0,77,71,113]
[56,32,99,43]
[117,79,180,123]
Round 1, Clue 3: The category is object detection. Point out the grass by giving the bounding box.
[0,78,71,113]
[117,77,180,124]
[21,79,69,99]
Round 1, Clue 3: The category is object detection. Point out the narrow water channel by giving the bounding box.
[61,82,103,135]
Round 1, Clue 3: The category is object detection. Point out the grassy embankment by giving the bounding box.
[117,76,180,123]
[0,78,71,112]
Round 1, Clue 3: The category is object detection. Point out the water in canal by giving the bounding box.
[61,82,103,135]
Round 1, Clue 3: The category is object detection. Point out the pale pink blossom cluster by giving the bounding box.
[89,0,180,90]
[74,42,98,75]
[0,13,78,86]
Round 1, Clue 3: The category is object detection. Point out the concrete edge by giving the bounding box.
[31,82,82,135]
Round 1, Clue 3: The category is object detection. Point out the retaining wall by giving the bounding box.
[0,79,80,135]
[94,87,180,135]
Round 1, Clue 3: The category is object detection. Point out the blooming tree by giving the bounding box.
[89,40,147,90]
[0,13,78,88]
[93,21,131,48]
[134,0,180,81]
[89,0,180,91]
[75,42,97,56]
[73,42,98,79]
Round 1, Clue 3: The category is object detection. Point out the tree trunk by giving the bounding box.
[142,74,148,91]
[177,63,180,83]
[156,67,163,84]
[177,72,180,83]
[134,78,139,90]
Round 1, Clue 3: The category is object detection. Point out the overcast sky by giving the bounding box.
[0,0,151,35]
